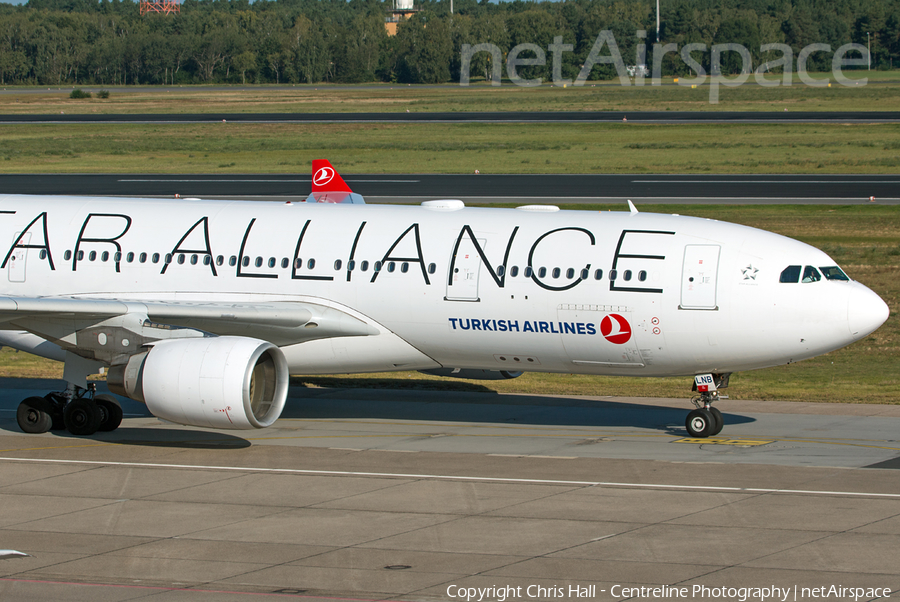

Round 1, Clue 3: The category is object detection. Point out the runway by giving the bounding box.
[2,173,898,203]
[2,111,900,124]
[1,378,898,601]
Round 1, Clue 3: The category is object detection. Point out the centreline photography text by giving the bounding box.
[445,584,894,602]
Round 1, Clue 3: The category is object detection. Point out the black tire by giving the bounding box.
[17,397,53,434]
[685,408,715,438]
[63,398,102,436]
[94,394,123,432]
[708,407,724,436]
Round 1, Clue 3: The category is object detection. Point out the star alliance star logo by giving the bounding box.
[742,265,759,280]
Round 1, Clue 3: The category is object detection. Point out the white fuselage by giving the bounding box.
[0,195,888,379]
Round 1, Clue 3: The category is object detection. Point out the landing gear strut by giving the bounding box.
[15,383,122,436]
[685,373,729,438]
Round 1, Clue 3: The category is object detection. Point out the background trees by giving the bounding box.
[0,0,894,85]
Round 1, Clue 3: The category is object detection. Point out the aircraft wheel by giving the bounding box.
[64,398,102,436]
[685,408,715,438]
[94,394,123,432]
[708,407,724,436]
[16,397,53,434]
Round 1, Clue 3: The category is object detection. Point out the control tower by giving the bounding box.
[385,0,420,36]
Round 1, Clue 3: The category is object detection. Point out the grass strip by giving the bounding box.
[2,122,900,174]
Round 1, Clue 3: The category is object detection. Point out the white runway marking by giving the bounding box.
[3,456,899,499]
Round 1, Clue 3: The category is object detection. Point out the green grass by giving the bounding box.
[2,122,899,174]
[1,75,900,114]
[1,204,896,404]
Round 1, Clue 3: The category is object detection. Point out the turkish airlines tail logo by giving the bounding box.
[600,314,632,345]
[311,159,352,193]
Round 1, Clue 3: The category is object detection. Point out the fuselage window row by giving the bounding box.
[48,254,634,284]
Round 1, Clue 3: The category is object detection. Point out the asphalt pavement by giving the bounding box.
[2,173,896,203]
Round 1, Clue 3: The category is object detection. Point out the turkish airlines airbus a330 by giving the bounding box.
[1,161,889,439]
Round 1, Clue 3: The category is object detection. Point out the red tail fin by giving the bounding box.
[311,159,352,193]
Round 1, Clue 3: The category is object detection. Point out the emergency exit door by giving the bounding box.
[445,237,485,302]
[680,245,720,310]
[7,232,30,283]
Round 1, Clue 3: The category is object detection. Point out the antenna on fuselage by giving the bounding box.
[627,199,639,215]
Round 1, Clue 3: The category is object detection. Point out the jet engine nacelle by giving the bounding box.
[108,336,289,430]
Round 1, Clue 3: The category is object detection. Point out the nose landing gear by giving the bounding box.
[685,373,729,438]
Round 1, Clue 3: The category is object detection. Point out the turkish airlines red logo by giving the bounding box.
[313,167,335,187]
[600,313,632,344]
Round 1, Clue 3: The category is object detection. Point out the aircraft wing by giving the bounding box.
[0,296,378,353]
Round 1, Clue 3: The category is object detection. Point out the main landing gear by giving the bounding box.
[684,373,729,438]
[16,383,122,436]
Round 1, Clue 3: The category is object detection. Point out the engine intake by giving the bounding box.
[108,336,289,429]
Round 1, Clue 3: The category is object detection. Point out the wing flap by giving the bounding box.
[0,296,378,350]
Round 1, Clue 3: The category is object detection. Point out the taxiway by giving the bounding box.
[1,378,898,601]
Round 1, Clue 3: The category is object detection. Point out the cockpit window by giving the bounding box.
[820,266,850,281]
[779,265,801,283]
[801,266,821,283]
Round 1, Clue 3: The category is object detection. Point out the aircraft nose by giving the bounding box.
[847,283,890,337]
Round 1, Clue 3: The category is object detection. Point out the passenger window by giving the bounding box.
[307,259,316,270]
[374,261,382,272]
[510,266,519,277]
[552,268,561,279]
[401,262,408,273]
[334,259,342,270]
[191,254,198,265]
[229,256,237,267]
[538,267,547,278]
[609,269,618,281]
[64,250,72,260]
[77,250,84,261]
[178,254,186,265]
[203,256,211,266]
[294,258,302,269]
[802,266,821,283]
[348,260,356,271]
[820,266,849,281]
[89,251,97,261]
[428,263,436,274]
[101,251,109,262]
[242,257,249,267]
[361,261,369,272]
[126,252,134,263]
[140,253,148,263]
[623,270,632,281]
[255,257,263,268]
[497,265,505,277]
[387,262,396,273]
[566,268,575,279]
[114,252,121,262]
[268,257,276,268]
[780,265,801,283]
[281,258,289,269]
[594,269,603,280]
[580,269,589,280]
[524,266,533,277]
[638,270,647,282]
[216,255,224,266]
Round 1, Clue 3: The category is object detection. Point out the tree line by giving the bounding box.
[0,0,897,86]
